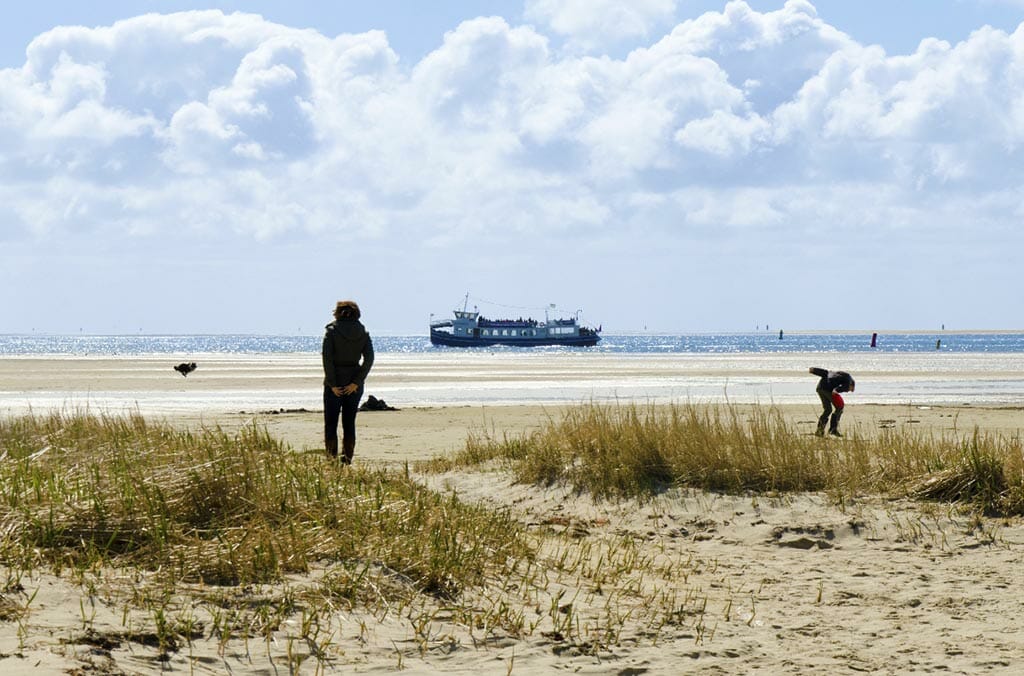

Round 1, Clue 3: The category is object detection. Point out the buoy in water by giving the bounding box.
[870,332,877,348]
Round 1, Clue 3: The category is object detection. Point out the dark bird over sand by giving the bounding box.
[174,362,197,377]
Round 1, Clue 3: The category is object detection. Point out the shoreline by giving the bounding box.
[4,353,1024,416]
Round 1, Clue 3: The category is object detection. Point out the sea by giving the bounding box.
[2,332,1023,355]
[2,333,1024,412]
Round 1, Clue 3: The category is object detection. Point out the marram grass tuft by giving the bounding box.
[426,402,1024,514]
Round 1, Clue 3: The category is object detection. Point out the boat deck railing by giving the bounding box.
[477,318,540,328]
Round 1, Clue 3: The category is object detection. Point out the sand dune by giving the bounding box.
[1,356,1023,673]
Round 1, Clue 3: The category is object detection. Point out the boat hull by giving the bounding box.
[430,329,600,347]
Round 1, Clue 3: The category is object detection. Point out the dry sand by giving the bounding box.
[1,357,1024,673]
[211,401,1024,463]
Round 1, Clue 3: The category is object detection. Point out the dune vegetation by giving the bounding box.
[0,404,1020,670]
[425,402,1024,516]
[0,412,526,591]
[0,411,721,669]
[0,412,539,666]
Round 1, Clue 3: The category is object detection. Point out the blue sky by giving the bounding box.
[2,1,1024,334]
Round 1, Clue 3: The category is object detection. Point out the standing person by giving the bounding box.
[809,367,855,437]
[322,300,374,464]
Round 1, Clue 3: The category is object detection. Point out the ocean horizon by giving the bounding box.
[3,331,1024,356]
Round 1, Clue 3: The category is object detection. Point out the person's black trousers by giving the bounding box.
[324,384,363,459]
[816,388,843,434]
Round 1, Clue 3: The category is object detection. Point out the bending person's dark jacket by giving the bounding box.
[810,367,855,393]
[322,319,374,388]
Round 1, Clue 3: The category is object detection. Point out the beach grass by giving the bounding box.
[0,411,721,666]
[0,411,528,592]
[425,402,1024,515]
[3,404,1019,669]
[0,411,548,664]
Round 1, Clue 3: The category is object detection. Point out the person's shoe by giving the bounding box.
[829,429,843,437]
[325,439,338,458]
[341,438,355,465]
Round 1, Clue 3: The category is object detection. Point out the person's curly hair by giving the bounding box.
[334,300,361,320]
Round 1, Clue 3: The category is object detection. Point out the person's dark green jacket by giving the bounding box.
[322,319,374,388]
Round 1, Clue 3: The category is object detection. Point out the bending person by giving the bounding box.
[322,300,374,464]
[808,367,855,437]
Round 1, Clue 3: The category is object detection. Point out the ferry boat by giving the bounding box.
[430,298,601,347]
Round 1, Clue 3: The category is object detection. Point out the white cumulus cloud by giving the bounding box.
[0,3,1022,256]
[525,0,677,52]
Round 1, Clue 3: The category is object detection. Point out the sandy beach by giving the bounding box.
[1,354,1023,673]
[4,349,1024,414]
[2,351,1023,458]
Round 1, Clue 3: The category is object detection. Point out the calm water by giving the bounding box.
[1,332,1022,356]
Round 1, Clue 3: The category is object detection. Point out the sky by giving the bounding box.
[3,1,1024,335]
